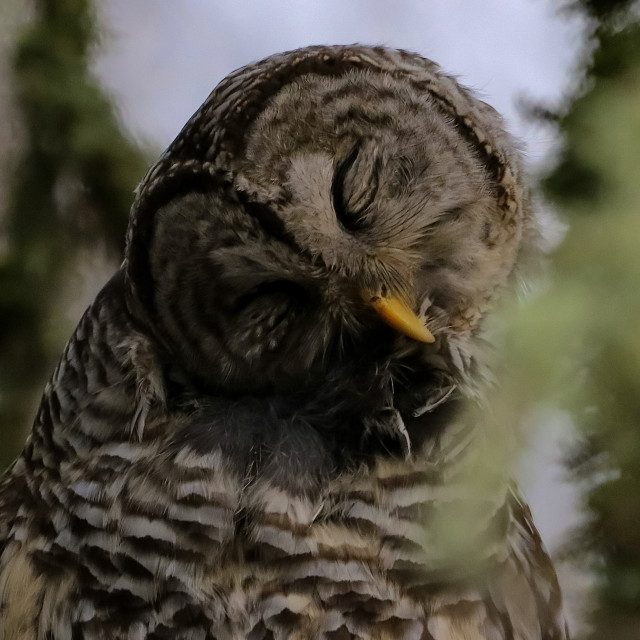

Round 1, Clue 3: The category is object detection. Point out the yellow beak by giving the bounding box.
[363,291,435,343]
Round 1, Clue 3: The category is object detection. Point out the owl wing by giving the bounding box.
[409,486,569,640]
[0,459,26,557]
[494,487,569,640]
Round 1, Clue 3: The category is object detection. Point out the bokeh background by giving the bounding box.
[1,1,639,637]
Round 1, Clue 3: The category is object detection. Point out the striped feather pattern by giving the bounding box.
[0,285,566,638]
[0,45,567,639]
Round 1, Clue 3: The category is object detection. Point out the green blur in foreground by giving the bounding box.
[497,9,640,637]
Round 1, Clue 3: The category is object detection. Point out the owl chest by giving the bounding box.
[66,445,434,635]
[169,458,439,637]
[154,463,515,639]
[8,423,467,639]
[9,443,512,638]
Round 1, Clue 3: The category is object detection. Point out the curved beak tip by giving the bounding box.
[365,293,435,344]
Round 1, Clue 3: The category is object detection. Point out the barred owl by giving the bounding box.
[0,45,568,639]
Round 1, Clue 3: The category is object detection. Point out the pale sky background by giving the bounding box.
[83,0,591,626]
[94,0,587,167]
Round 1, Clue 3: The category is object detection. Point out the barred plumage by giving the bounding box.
[0,45,567,639]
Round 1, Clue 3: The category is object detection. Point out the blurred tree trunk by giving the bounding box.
[0,0,151,470]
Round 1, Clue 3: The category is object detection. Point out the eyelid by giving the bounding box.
[332,146,382,233]
[431,206,465,227]
[332,146,362,232]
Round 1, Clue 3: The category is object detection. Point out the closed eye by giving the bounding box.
[233,280,307,313]
[331,146,367,232]
[429,206,464,228]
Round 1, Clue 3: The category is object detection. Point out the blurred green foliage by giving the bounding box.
[495,2,640,636]
[0,0,150,469]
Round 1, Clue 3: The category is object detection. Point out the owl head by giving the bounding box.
[123,45,534,404]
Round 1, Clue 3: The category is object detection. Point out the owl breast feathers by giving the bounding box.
[0,45,568,639]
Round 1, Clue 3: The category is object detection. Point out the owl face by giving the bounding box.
[127,47,530,394]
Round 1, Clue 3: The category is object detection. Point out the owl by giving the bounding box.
[0,45,568,639]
